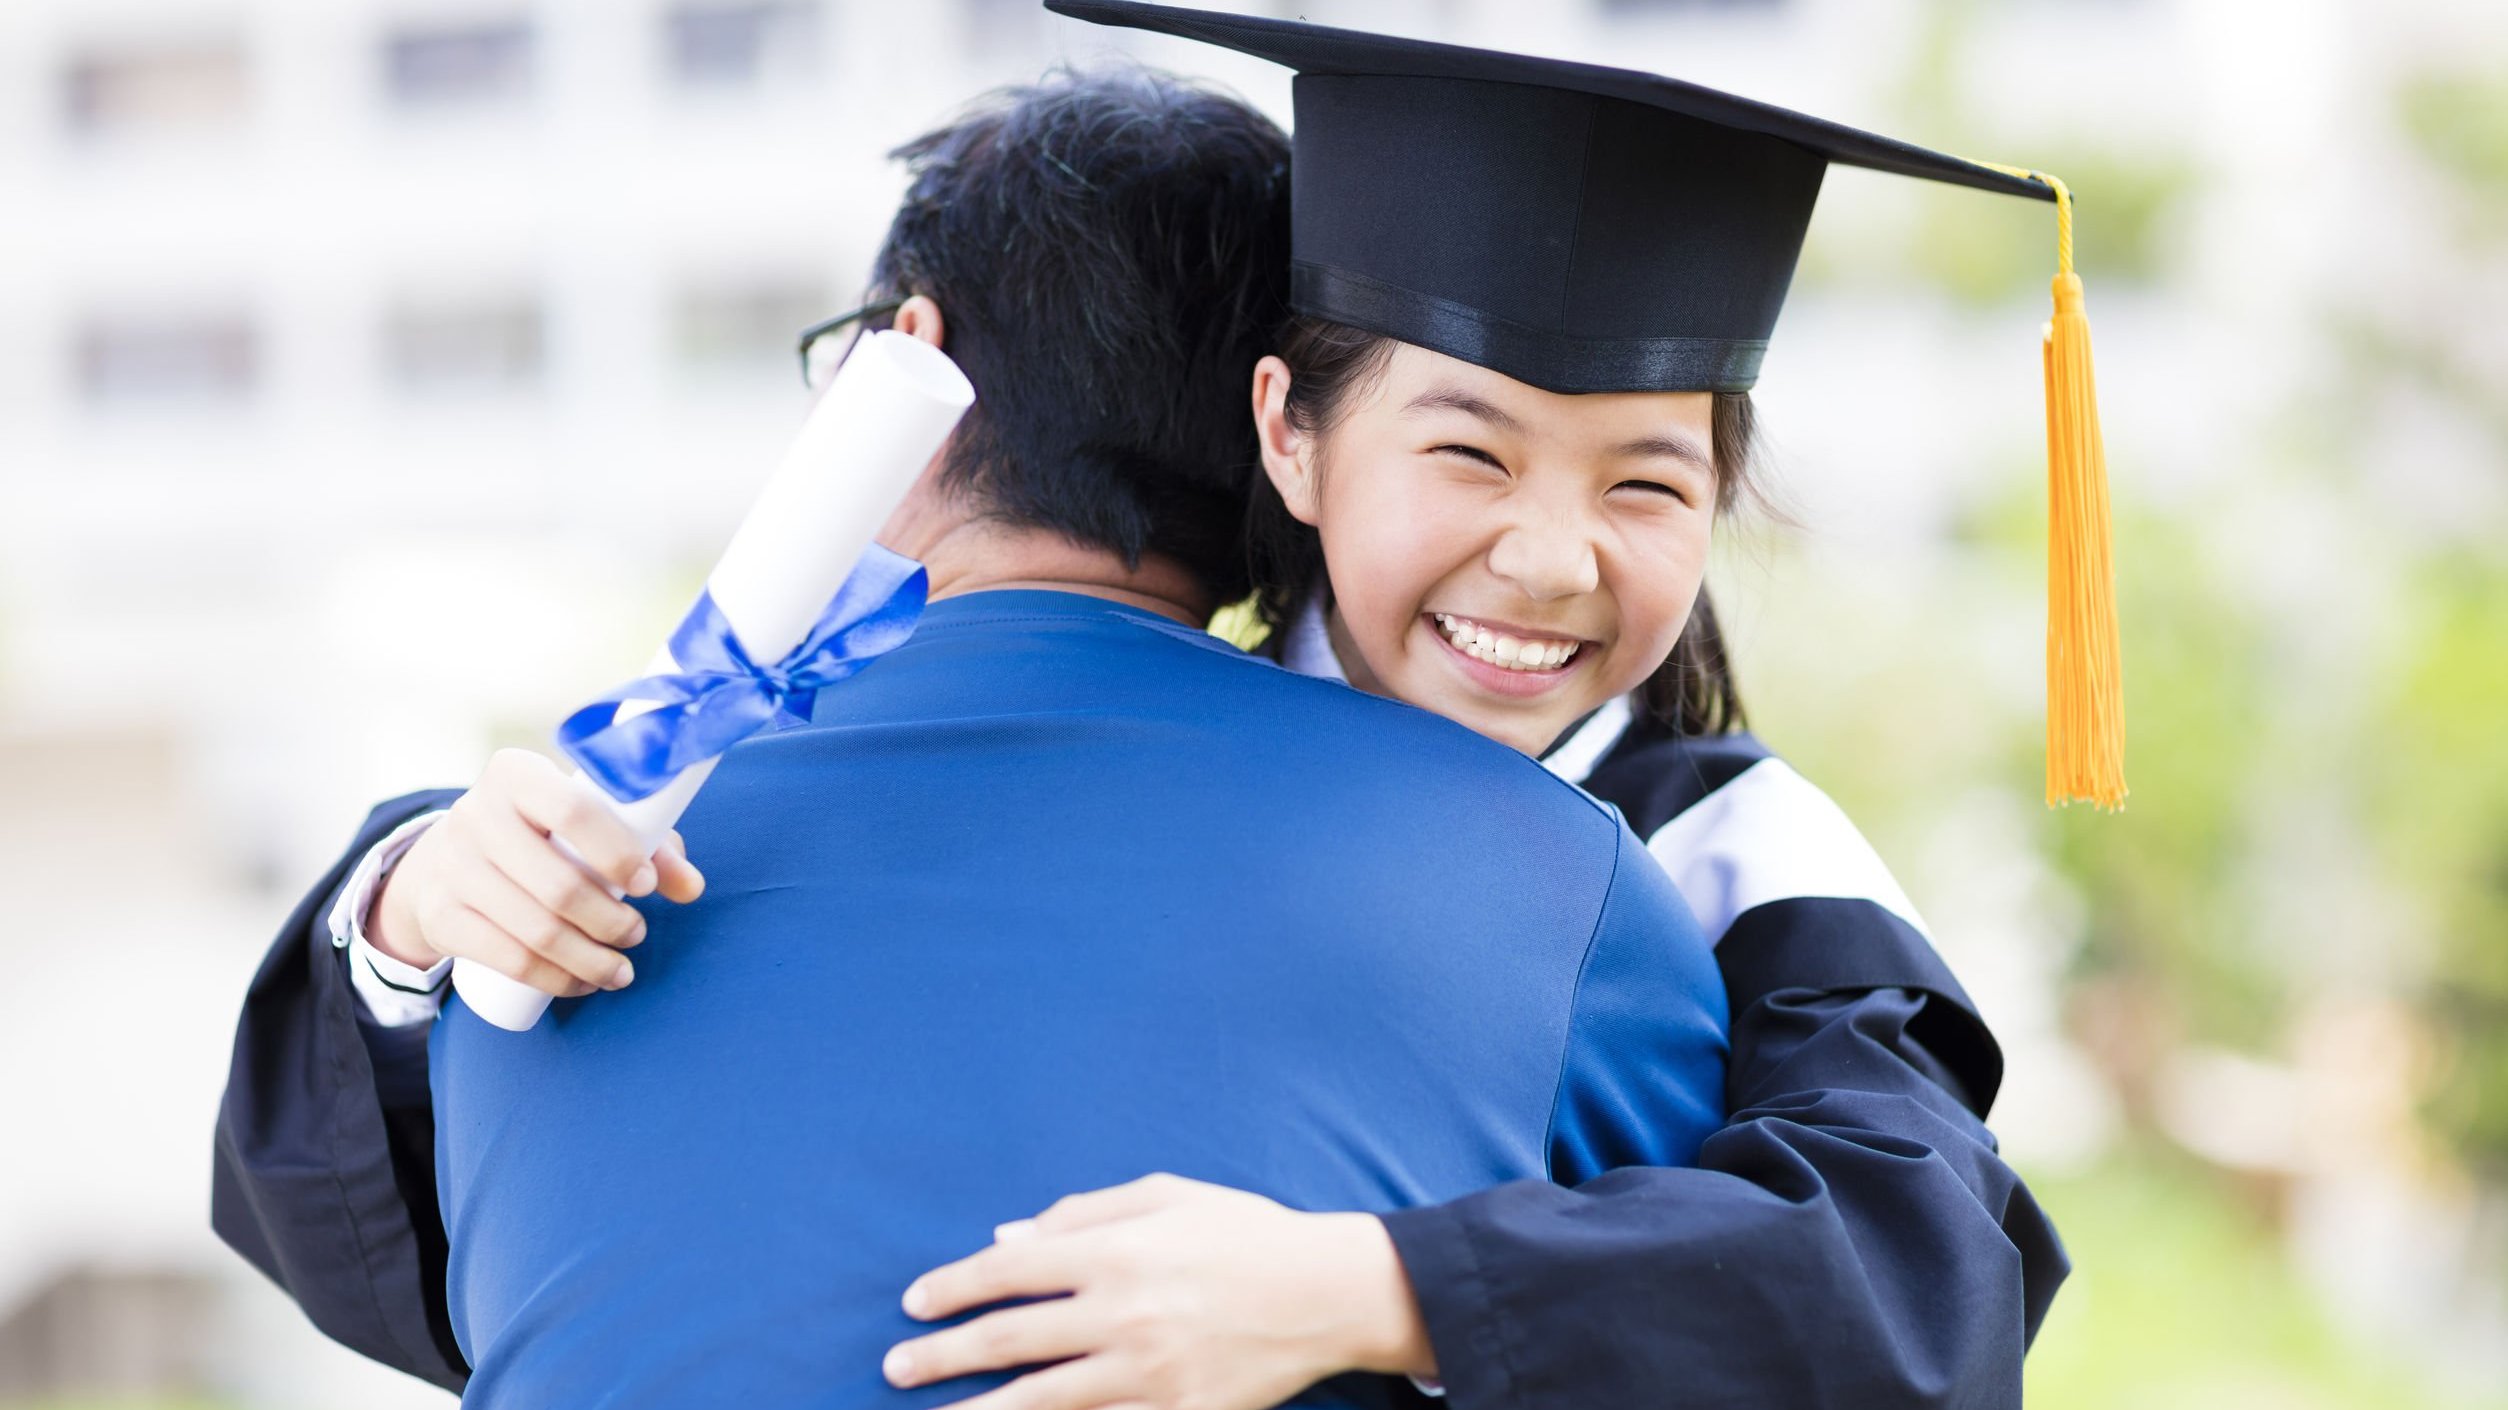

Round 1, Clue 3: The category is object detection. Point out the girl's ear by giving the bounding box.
[892,295,947,350]
[1251,355,1322,526]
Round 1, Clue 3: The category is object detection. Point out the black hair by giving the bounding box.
[865,67,1291,606]
[1244,315,1759,739]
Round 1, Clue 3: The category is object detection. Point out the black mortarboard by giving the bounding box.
[1052,0,2129,808]
[1047,0,2057,396]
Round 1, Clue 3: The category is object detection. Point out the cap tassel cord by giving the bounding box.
[1973,165,2127,808]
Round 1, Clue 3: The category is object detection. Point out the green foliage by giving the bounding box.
[2402,69,2508,222]
[1947,475,2291,1047]
[2032,501,2284,1046]
[5,1401,237,1410]
[1901,177,2050,304]
[1868,0,2196,299]
[1735,467,2294,1055]
[1910,149,2198,303]
[2025,1148,2508,1410]
[2367,552,2508,1177]
[2332,313,2508,459]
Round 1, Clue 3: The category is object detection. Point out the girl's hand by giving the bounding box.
[370,748,704,992]
[884,1173,1436,1410]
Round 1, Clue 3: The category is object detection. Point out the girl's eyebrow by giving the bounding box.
[1407,385,1707,471]
[1610,432,1712,471]
[1403,386,1525,435]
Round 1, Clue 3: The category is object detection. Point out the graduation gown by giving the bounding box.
[212,654,2066,1409]
[212,784,468,1389]
[1380,717,2068,1410]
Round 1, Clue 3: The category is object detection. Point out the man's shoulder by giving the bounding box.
[776,596,1630,868]
[1133,619,1623,826]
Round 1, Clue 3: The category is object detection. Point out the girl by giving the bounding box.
[880,5,2083,1408]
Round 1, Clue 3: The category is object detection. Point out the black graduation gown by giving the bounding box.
[1379,724,2067,1409]
[212,788,469,1391]
[211,737,2066,1405]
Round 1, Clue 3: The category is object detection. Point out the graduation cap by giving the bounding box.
[1049,0,2125,808]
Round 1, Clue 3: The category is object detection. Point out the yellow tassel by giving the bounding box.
[1207,595,1271,652]
[1974,166,2127,808]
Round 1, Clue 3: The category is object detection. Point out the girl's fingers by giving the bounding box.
[653,831,706,904]
[884,1298,1094,1388]
[923,1354,1145,1410]
[1031,1172,1198,1236]
[455,841,637,991]
[492,751,649,890]
[468,797,648,948]
[905,1235,1089,1322]
[422,900,598,999]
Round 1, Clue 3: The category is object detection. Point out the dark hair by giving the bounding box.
[866,67,1291,605]
[1245,316,1761,739]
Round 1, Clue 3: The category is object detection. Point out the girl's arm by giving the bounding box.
[1384,978,2065,1409]
[885,913,2060,1410]
[211,788,472,1393]
[1399,816,2063,1409]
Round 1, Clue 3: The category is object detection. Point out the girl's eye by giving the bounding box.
[1431,444,1508,471]
[1613,479,1694,507]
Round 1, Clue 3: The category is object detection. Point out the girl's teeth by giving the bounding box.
[1432,615,1578,673]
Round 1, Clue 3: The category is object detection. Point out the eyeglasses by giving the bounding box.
[795,297,905,390]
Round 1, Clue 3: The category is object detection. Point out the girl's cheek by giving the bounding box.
[1324,525,1430,664]
[1397,489,1497,579]
[1600,561,1700,689]
[1632,579,1693,650]
[1351,491,1471,601]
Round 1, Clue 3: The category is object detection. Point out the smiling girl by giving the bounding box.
[1249,325,1742,761]
[880,4,2094,1409]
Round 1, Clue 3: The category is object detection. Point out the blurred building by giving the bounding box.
[2,0,2504,1405]
[1,2,988,1402]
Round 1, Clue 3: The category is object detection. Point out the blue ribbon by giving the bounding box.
[557,545,928,803]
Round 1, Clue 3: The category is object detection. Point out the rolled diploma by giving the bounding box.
[452,330,975,1032]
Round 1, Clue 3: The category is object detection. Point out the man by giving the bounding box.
[218,67,1728,1409]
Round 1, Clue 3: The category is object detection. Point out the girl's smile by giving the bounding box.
[1424,612,1591,699]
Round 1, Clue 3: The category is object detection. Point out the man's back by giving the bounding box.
[432,590,1725,1408]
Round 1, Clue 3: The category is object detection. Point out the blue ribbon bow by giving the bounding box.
[557,545,928,803]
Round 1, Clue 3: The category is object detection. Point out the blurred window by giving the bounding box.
[384,297,544,392]
[384,20,535,109]
[666,2,822,89]
[674,278,831,373]
[61,41,249,137]
[75,313,259,405]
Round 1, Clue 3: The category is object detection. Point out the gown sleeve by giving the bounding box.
[1377,902,2069,1410]
[210,787,471,1392]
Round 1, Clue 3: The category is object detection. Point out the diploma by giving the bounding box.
[452,330,976,1032]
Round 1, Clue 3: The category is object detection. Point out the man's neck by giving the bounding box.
[906,517,1213,627]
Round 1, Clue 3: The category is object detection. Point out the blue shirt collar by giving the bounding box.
[914,588,1192,632]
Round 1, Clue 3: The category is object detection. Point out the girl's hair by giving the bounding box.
[1243,315,1760,739]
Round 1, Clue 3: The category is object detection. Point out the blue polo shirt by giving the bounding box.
[432,590,1726,1408]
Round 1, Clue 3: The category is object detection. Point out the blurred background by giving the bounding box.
[2,0,2503,1405]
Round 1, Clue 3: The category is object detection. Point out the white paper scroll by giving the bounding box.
[452,330,975,1032]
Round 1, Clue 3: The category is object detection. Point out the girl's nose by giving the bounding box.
[1487,519,1601,601]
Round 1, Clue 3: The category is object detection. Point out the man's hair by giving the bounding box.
[866,67,1291,604]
